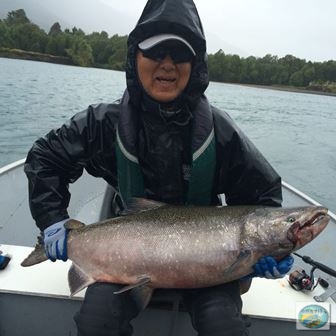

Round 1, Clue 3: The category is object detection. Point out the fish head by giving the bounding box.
[285,206,329,250]
[246,206,329,255]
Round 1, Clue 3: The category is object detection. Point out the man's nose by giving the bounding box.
[159,55,175,70]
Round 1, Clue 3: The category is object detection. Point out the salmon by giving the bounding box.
[21,199,329,308]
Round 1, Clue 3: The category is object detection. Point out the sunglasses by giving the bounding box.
[140,42,195,64]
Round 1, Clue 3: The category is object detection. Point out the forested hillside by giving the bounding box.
[1,9,335,93]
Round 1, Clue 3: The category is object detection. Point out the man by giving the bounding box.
[24,0,293,335]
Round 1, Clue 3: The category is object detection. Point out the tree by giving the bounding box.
[66,36,93,66]
[45,34,69,56]
[323,61,336,81]
[71,27,86,37]
[240,56,258,84]
[48,22,62,36]
[5,9,30,26]
[86,31,112,66]
[279,55,306,75]
[253,54,279,85]
[208,50,228,82]
[301,63,316,86]
[276,67,290,85]
[9,23,47,52]
[108,34,127,70]
[0,20,13,48]
[289,71,305,86]
[226,54,242,83]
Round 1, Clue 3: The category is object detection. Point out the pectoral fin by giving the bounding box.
[112,275,153,311]
[68,263,95,296]
[131,285,154,311]
[224,250,252,276]
[113,276,151,294]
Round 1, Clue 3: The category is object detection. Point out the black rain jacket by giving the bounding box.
[24,0,282,231]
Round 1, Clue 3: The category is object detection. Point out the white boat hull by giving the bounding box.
[1,160,335,335]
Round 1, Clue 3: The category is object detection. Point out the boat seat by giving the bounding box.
[99,185,124,220]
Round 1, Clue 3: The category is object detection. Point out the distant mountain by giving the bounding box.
[0,0,134,35]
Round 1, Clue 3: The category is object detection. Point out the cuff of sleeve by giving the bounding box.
[37,210,69,231]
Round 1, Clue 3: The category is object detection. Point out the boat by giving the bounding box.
[0,159,335,335]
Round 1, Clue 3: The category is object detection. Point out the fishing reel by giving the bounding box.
[288,252,334,292]
[289,269,320,291]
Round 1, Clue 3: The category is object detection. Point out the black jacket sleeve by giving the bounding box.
[213,107,282,207]
[24,103,118,231]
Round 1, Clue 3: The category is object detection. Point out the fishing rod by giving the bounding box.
[293,252,336,278]
[289,252,336,291]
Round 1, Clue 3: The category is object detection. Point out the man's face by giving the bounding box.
[136,47,192,103]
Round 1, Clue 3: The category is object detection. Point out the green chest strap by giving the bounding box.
[116,128,216,206]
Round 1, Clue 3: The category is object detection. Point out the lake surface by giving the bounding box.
[1,57,335,213]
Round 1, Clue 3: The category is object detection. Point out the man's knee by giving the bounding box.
[185,283,248,336]
[75,283,139,336]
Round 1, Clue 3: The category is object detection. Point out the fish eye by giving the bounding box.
[287,216,296,223]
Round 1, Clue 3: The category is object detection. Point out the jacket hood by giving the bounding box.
[126,0,209,107]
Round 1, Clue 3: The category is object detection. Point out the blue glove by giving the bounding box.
[253,255,294,279]
[0,253,11,270]
[43,219,69,262]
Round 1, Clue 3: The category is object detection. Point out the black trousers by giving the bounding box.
[74,281,249,336]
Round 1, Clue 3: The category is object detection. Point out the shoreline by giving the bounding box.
[0,48,73,66]
[238,83,336,98]
[1,50,335,98]
[220,83,336,98]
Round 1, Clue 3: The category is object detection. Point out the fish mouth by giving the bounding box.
[287,207,329,247]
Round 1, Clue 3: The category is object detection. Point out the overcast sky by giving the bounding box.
[101,0,335,62]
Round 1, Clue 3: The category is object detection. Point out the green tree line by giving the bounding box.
[208,51,336,90]
[1,9,335,92]
[0,9,127,69]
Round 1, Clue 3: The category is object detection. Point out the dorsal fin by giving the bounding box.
[64,219,86,230]
[121,198,167,215]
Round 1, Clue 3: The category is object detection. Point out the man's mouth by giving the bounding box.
[156,76,176,83]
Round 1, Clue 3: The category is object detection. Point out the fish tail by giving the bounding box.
[21,219,85,268]
[21,240,48,267]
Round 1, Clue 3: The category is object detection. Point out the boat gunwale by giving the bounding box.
[0,158,26,175]
[282,181,336,221]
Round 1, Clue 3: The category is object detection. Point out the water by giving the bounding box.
[1,58,335,213]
